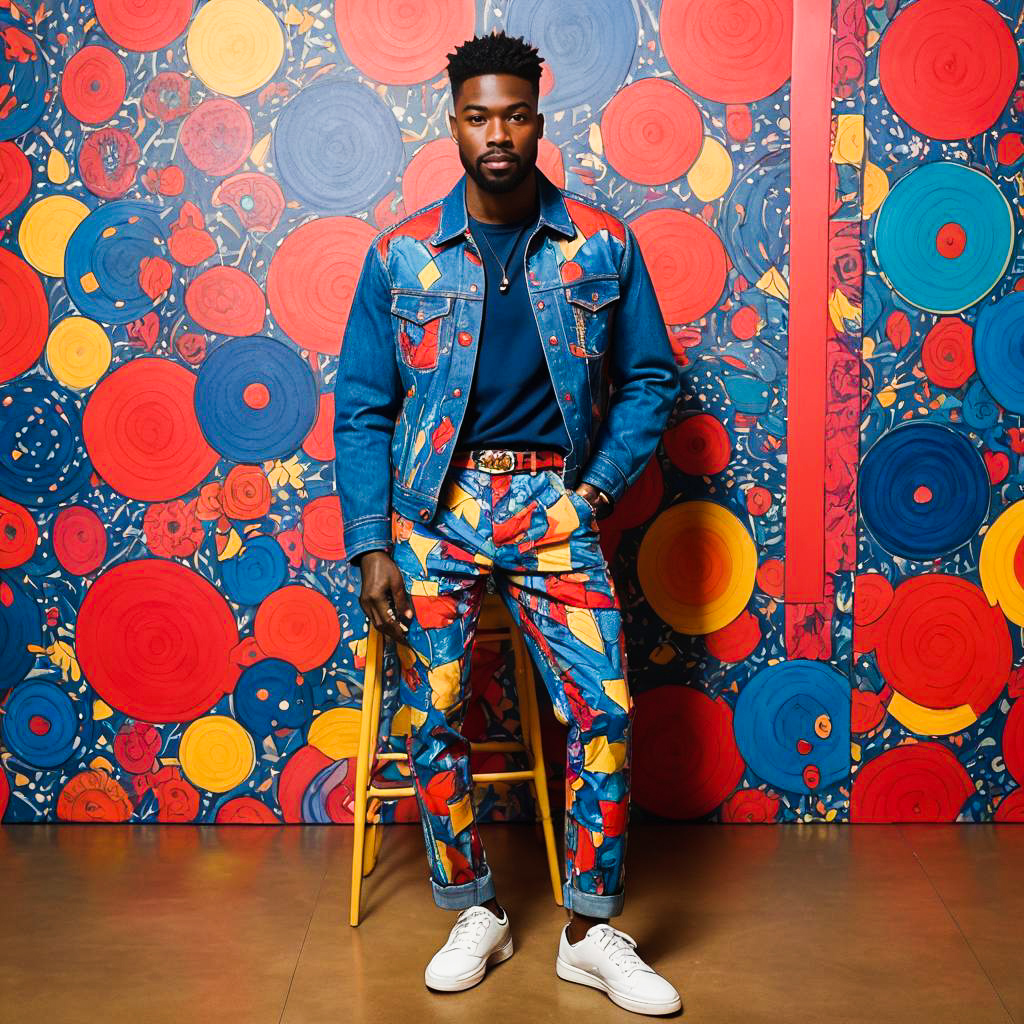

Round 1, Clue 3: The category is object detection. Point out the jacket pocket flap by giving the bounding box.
[391,291,452,323]
[564,277,620,311]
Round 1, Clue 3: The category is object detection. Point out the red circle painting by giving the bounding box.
[76,558,241,723]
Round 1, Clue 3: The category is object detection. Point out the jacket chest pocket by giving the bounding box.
[391,291,452,371]
[564,276,619,359]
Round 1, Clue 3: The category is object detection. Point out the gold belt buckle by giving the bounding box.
[477,448,515,472]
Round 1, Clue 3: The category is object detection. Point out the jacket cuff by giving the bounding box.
[579,452,629,503]
[343,515,393,564]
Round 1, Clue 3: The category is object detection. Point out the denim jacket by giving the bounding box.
[333,167,680,563]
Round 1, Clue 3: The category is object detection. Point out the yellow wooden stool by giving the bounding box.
[349,590,564,926]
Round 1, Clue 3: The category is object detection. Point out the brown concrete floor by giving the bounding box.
[1,822,1021,1024]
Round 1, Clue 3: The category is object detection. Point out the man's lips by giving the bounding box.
[482,155,516,168]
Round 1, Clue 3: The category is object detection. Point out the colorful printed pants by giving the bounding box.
[390,461,634,917]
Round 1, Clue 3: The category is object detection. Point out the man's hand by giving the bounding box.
[574,481,613,518]
[355,550,414,644]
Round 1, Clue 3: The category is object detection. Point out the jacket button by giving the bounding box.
[453,388,461,397]
[536,300,544,309]
[419,508,429,519]
[564,392,571,401]
[549,335,557,345]
[592,292,599,301]
[470,284,478,292]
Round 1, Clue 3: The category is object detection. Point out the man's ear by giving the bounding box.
[537,111,544,140]
[448,109,457,141]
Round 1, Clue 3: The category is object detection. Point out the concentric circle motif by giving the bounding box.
[1003,698,1024,787]
[600,78,703,186]
[921,317,974,389]
[333,0,475,85]
[850,742,973,822]
[687,136,734,202]
[663,412,731,475]
[1,682,85,769]
[721,148,787,286]
[0,379,91,509]
[302,757,356,823]
[45,316,112,390]
[266,216,377,355]
[980,500,1024,627]
[185,265,266,336]
[733,660,850,794]
[53,506,107,576]
[180,98,253,177]
[76,558,241,723]
[661,0,793,103]
[630,209,727,324]
[17,195,91,278]
[0,497,37,569]
[858,421,988,560]
[61,45,126,123]
[878,0,1018,141]
[875,574,1011,734]
[632,684,746,819]
[253,584,340,672]
[401,138,465,215]
[637,500,757,635]
[179,715,255,792]
[302,495,345,560]
[221,535,288,606]
[185,0,283,97]
[0,13,49,140]
[64,201,170,324]
[973,291,1024,415]
[235,657,310,736]
[0,141,32,217]
[95,0,193,50]
[0,571,42,689]
[506,0,638,112]
[874,162,1014,314]
[83,357,218,501]
[0,247,48,384]
[272,78,402,215]
[194,336,317,462]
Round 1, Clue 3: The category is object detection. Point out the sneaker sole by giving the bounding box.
[425,933,515,993]
[555,955,682,1016]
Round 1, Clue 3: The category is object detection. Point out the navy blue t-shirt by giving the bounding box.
[456,208,571,454]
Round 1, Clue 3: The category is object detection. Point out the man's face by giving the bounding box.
[448,73,543,194]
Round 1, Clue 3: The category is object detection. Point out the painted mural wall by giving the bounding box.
[0,0,1021,826]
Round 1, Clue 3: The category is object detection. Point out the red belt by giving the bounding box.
[450,448,565,474]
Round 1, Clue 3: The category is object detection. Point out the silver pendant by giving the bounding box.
[499,277,510,293]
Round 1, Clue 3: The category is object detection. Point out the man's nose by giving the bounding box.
[486,118,511,146]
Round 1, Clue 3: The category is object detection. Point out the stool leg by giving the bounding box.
[510,628,564,907]
[350,624,383,927]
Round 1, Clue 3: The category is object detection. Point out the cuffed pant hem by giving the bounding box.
[431,863,497,910]
[563,879,624,917]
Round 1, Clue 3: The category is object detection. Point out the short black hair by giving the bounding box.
[446,30,544,102]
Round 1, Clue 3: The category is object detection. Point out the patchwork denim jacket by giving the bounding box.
[333,167,680,562]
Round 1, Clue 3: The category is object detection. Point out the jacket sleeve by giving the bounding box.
[578,223,680,503]
[333,239,400,563]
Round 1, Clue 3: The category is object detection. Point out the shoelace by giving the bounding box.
[447,907,493,950]
[590,924,649,976]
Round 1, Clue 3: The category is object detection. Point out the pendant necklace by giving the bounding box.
[476,221,530,293]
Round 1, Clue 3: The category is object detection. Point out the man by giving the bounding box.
[334,30,681,1016]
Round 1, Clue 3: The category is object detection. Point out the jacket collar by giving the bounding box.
[429,165,576,245]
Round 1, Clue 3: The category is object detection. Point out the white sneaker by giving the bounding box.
[556,922,682,1016]
[424,905,514,992]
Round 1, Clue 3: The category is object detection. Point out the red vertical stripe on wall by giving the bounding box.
[785,0,834,603]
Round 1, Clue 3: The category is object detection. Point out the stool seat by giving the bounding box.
[349,590,563,925]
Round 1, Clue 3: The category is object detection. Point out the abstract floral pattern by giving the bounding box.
[2,0,1021,826]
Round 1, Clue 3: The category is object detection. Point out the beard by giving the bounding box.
[460,144,537,194]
